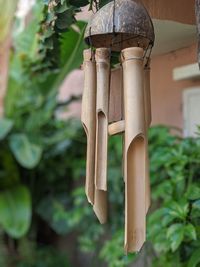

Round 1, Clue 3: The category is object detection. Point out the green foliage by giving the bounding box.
[0,0,18,42]
[188,248,200,267]
[98,0,112,8]
[0,0,87,246]
[54,20,86,89]
[0,118,13,141]
[30,0,89,73]
[10,240,70,267]
[100,230,136,267]
[0,186,31,238]
[9,134,42,169]
[148,126,200,267]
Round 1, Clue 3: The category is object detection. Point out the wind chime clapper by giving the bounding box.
[81,0,155,253]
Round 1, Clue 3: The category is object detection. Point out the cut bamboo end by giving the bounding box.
[124,136,146,253]
[95,47,110,62]
[108,120,125,136]
[121,47,144,62]
[93,189,108,224]
[81,49,96,205]
[83,48,93,62]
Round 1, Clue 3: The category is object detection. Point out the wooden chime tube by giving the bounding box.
[93,48,110,224]
[81,49,96,205]
[122,47,146,253]
[144,62,151,213]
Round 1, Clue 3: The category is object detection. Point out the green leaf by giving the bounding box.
[69,0,89,7]
[36,195,70,235]
[187,185,200,200]
[56,9,76,30]
[0,1,18,43]
[167,223,184,252]
[0,186,31,238]
[185,224,197,240]
[188,248,200,267]
[9,134,42,169]
[56,2,70,13]
[189,194,200,220]
[53,21,86,89]
[0,118,13,140]
[193,199,200,210]
[168,201,188,220]
[99,0,112,8]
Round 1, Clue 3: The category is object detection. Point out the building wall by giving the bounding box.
[141,0,195,25]
[151,43,200,130]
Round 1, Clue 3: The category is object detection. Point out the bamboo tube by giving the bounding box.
[108,120,125,136]
[109,67,123,123]
[81,49,96,205]
[93,189,108,224]
[144,62,151,214]
[95,48,110,191]
[122,47,146,253]
[93,48,110,224]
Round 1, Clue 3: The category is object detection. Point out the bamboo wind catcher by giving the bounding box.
[81,0,155,254]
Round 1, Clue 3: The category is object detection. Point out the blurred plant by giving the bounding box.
[0,0,87,265]
[148,126,200,267]
[0,0,18,44]
[27,0,89,74]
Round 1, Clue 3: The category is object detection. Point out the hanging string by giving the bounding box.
[112,0,116,33]
[88,26,93,48]
[88,27,96,62]
[110,0,117,51]
[144,43,153,67]
[143,42,150,59]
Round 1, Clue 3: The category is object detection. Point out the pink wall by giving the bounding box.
[58,70,83,119]
[151,43,200,129]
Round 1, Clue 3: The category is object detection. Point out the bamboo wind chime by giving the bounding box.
[81,0,155,253]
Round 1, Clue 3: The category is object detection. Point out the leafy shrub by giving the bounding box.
[148,127,200,267]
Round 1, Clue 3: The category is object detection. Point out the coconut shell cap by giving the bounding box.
[84,0,155,52]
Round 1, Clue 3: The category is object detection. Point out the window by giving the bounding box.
[183,87,200,137]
